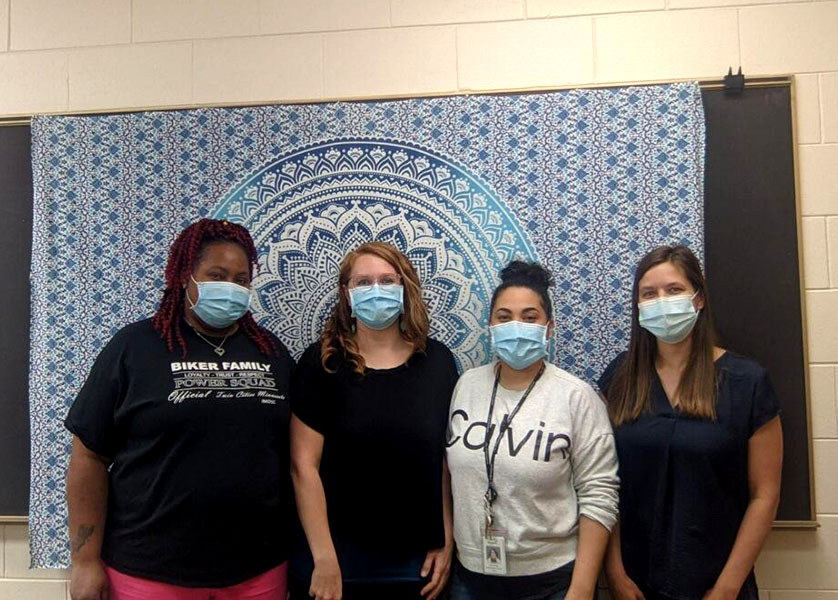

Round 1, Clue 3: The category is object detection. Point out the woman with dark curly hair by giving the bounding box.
[289,241,459,600]
[66,218,295,600]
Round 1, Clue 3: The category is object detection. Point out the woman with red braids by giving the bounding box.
[65,219,295,600]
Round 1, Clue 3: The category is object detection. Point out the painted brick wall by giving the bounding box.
[1,1,836,598]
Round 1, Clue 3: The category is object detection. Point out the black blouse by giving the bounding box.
[291,340,458,559]
[598,351,780,600]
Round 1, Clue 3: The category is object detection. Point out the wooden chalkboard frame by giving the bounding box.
[0,76,816,527]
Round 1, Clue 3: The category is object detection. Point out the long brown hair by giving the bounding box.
[320,242,429,374]
[606,245,718,425]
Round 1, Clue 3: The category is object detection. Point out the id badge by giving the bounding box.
[482,527,508,575]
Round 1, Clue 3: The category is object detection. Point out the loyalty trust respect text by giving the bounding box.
[167,361,282,404]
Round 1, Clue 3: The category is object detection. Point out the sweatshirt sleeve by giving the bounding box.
[570,384,620,532]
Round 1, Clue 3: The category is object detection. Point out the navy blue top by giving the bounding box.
[598,351,780,600]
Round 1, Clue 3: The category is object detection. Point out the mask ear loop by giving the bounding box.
[345,285,358,334]
[343,283,356,318]
[691,289,702,317]
[186,275,201,310]
[541,322,551,363]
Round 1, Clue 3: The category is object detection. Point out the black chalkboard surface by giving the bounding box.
[0,81,814,522]
[702,84,812,522]
[0,124,33,518]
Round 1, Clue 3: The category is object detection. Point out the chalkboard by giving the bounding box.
[0,124,33,518]
[0,81,814,522]
[702,83,812,522]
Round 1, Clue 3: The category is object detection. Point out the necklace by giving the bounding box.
[188,322,234,356]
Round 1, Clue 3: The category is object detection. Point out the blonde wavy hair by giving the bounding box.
[321,242,429,374]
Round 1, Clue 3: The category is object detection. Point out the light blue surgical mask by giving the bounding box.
[188,276,252,329]
[490,321,549,371]
[349,284,404,330]
[638,291,700,344]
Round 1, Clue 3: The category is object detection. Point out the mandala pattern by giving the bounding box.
[213,139,536,370]
[29,83,705,567]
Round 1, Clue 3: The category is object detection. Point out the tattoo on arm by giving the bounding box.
[71,525,95,555]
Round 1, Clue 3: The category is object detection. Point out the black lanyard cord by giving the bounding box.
[483,361,546,506]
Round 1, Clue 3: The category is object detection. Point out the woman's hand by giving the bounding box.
[309,557,342,600]
[604,522,644,600]
[702,584,739,600]
[565,586,596,600]
[607,571,646,600]
[67,437,110,600]
[69,558,109,600]
[420,543,453,599]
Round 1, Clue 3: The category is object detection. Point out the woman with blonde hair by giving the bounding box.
[289,241,459,600]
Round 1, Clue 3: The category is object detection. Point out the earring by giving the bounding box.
[399,316,406,332]
[350,319,357,334]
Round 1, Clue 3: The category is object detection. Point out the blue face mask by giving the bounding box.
[490,321,549,371]
[638,292,700,344]
[349,284,404,331]
[188,276,252,329]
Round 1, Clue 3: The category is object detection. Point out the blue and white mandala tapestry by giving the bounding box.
[29,83,705,567]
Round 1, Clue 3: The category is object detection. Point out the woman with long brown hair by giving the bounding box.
[289,242,459,600]
[599,245,783,600]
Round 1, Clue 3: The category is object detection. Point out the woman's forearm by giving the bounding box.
[713,495,778,592]
[713,417,782,595]
[604,520,626,579]
[66,437,109,564]
[569,516,610,596]
[291,465,339,564]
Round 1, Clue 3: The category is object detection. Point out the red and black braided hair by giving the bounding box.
[152,218,276,358]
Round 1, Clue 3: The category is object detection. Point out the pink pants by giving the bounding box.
[105,563,288,600]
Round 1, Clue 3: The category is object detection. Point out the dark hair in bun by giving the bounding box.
[490,260,554,319]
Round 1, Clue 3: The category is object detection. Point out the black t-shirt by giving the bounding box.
[291,339,458,561]
[598,351,780,600]
[65,318,295,588]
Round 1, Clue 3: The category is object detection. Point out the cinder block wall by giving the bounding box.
[1,1,836,598]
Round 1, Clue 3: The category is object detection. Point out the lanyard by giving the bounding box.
[482,361,545,529]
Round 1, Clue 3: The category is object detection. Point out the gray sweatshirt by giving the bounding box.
[446,362,619,576]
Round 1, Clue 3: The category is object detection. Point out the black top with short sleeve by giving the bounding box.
[598,351,780,600]
[291,339,458,559]
[65,318,295,588]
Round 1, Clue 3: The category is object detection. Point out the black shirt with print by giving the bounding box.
[65,318,294,587]
[291,339,458,562]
